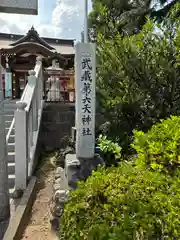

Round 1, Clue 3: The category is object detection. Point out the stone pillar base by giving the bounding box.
[65,153,104,189]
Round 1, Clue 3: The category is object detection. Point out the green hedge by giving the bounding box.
[60,163,180,239]
[132,115,180,173]
[98,134,122,166]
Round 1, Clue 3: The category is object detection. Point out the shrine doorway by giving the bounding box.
[12,71,28,99]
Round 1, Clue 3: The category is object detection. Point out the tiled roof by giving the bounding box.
[0,26,75,55]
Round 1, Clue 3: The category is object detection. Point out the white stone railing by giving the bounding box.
[6,80,28,144]
[15,57,44,190]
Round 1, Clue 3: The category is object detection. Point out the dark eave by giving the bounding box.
[10,26,55,50]
[42,37,75,46]
[0,28,75,47]
[0,42,55,57]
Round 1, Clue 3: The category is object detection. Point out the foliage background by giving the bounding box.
[60,3,180,239]
[95,4,180,154]
[60,163,180,239]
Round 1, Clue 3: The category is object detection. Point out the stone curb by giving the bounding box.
[3,177,37,240]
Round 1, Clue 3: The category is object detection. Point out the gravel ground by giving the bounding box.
[21,156,59,240]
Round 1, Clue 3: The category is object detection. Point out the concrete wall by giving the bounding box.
[40,103,75,151]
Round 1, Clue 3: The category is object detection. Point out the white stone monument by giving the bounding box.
[64,1,102,188]
[75,43,96,159]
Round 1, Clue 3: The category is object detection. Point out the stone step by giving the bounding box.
[5,127,15,135]
[8,174,15,190]
[5,120,13,128]
[3,109,15,115]
[4,115,14,122]
[7,135,15,144]
[8,162,15,175]
[7,143,15,153]
[3,108,16,113]
[7,152,15,163]
[4,103,17,110]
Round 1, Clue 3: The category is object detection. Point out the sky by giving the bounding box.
[0,0,92,41]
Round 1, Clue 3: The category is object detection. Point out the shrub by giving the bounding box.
[95,4,180,154]
[60,163,180,239]
[132,115,180,173]
[98,134,122,166]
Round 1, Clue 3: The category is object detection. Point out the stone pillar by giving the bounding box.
[52,59,57,69]
[35,56,43,105]
[75,43,96,159]
[15,101,28,190]
[36,56,42,66]
[64,43,104,188]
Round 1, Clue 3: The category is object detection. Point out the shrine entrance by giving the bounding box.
[0,27,75,101]
[12,71,28,99]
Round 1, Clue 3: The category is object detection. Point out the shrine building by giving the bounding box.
[0,26,75,102]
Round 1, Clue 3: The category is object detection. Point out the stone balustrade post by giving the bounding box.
[28,69,36,86]
[36,56,43,65]
[15,101,28,190]
[28,69,38,131]
[36,56,43,103]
